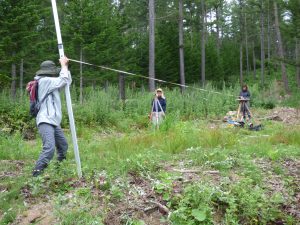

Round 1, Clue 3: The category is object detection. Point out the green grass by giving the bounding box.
[0,82,300,224]
[1,119,300,224]
[1,81,299,138]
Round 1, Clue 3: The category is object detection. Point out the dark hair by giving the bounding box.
[242,84,248,91]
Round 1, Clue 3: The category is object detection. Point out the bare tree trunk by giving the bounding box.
[79,47,83,104]
[240,44,243,85]
[141,84,145,93]
[119,73,126,101]
[260,1,265,86]
[296,38,300,88]
[220,6,224,40]
[149,0,155,92]
[274,1,289,93]
[178,0,185,93]
[245,16,249,76]
[188,2,193,50]
[209,9,213,33]
[267,0,271,75]
[204,2,208,43]
[104,80,109,93]
[253,43,256,79]
[201,0,206,87]
[215,5,221,55]
[238,0,243,85]
[19,59,24,96]
[11,52,16,99]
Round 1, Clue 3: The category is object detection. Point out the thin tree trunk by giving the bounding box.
[240,44,243,85]
[104,80,109,93]
[274,1,289,93]
[238,0,243,85]
[188,2,193,50]
[119,73,126,101]
[267,0,271,75]
[11,52,16,99]
[216,5,221,55]
[220,6,224,40]
[201,0,206,87]
[296,38,300,88]
[178,0,185,93]
[245,16,249,76]
[260,1,265,86]
[253,43,256,79]
[19,59,23,96]
[209,9,213,33]
[141,84,145,93]
[79,47,83,104]
[204,3,207,42]
[149,0,155,92]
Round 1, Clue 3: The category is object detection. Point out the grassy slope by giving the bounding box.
[0,118,300,224]
[0,76,299,224]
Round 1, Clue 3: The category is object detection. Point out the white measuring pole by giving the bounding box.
[51,0,82,178]
[155,97,159,129]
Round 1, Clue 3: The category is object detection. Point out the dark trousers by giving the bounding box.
[241,102,251,119]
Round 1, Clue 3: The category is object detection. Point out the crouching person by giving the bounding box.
[150,88,166,127]
[32,57,71,177]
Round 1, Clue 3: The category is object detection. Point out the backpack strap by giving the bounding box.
[37,77,56,105]
[39,91,53,105]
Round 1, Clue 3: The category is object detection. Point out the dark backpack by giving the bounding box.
[26,78,50,117]
[249,124,263,131]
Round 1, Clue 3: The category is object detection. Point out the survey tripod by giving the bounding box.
[150,97,166,129]
[236,98,252,122]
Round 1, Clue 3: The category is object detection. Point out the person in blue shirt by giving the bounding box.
[150,88,166,126]
[239,84,251,120]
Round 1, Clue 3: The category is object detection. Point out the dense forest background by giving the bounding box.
[0,0,299,97]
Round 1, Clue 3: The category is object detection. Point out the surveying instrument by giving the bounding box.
[236,97,252,122]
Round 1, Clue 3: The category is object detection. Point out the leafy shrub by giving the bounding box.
[170,179,288,225]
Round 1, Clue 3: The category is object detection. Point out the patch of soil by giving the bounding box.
[12,201,56,225]
[23,128,36,140]
[254,158,300,220]
[105,203,166,225]
[0,160,25,170]
[0,171,21,179]
[254,159,288,196]
[282,159,300,219]
[104,172,169,225]
[0,160,25,179]
[0,184,7,193]
[267,107,300,124]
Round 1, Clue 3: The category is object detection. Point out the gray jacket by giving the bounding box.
[35,68,72,126]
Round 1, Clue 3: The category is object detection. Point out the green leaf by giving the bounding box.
[133,220,145,225]
[163,192,171,201]
[191,209,206,222]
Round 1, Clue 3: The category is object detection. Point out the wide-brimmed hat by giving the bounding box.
[35,60,60,76]
[156,88,163,92]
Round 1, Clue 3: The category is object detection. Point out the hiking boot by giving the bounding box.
[57,156,66,162]
[32,164,47,177]
[32,169,43,177]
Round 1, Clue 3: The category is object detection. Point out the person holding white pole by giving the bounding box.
[50,0,82,178]
[32,57,71,177]
[150,88,166,127]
